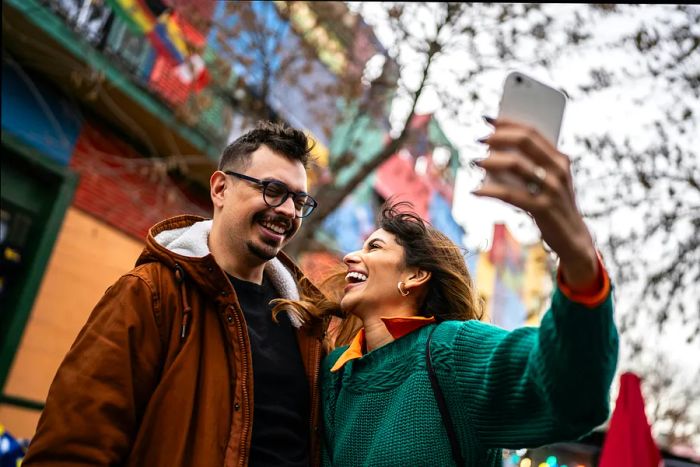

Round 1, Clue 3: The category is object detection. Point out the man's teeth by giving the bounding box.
[262,221,286,235]
[346,272,368,283]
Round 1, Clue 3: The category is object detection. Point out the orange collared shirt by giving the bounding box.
[330,316,436,372]
[331,255,611,373]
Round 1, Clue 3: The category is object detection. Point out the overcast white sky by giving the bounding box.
[351,4,698,249]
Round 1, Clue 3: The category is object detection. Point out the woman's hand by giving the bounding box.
[472,118,600,290]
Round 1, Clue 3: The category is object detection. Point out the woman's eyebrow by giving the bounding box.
[365,238,387,246]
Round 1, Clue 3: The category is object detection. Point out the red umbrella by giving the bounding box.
[599,372,662,467]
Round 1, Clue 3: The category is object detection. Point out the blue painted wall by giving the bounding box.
[1,61,82,165]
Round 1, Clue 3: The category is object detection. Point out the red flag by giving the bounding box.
[174,54,210,92]
[599,372,662,467]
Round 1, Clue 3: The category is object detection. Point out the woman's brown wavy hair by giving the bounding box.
[272,201,483,350]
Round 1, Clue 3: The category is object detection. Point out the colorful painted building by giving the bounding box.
[1,0,384,443]
[308,112,465,257]
[472,223,555,329]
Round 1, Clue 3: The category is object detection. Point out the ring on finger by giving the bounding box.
[527,165,547,196]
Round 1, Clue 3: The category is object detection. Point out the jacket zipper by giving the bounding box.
[232,308,251,467]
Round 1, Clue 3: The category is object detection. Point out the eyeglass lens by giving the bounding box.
[263,181,314,216]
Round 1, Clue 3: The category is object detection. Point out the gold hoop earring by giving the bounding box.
[397,281,410,296]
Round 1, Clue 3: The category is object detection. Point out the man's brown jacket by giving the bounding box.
[24,215,327,466]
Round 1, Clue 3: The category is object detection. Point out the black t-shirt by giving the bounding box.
[229,274,310,467]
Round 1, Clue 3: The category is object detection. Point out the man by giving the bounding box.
[23,121,328,466]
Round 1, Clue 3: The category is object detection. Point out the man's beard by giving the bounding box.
[246,226,297,260]
[247,212,298,260]
[246,239,277,261]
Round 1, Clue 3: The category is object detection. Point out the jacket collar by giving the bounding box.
[138,215,305,327]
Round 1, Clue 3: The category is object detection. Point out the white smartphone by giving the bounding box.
[498,71,567,145]
[484,71,567,188]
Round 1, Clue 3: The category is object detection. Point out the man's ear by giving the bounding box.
[210,171,227,210]
[406,268,431,289]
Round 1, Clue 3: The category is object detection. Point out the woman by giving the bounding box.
[275,118,618,466]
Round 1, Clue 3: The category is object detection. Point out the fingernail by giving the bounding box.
[482,115,496,125]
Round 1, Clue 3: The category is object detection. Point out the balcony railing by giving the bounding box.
[36,0,235,148]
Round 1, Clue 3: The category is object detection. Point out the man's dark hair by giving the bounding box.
[218,121,314,171]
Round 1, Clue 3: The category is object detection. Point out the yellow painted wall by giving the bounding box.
[472,231,553,327]
[0,207,144,438]
[523,244,554,326]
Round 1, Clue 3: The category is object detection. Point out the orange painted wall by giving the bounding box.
[0,208,145,438]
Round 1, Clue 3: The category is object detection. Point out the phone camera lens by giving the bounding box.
[515,76,523,83]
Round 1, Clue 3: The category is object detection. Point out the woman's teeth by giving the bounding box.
[346,272,368,283]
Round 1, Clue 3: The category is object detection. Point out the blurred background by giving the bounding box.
[1,2,698,465]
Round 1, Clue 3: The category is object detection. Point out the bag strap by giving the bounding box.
[426,325,465,466]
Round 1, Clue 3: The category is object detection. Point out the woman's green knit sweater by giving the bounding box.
[322,287,618,466]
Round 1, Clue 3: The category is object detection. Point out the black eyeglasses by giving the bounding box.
[223,171,318,218]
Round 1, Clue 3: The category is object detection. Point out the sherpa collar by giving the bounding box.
[154,219,302,327]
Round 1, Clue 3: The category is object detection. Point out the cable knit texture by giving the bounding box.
[322,287,618,466]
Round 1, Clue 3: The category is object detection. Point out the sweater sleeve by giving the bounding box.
[23,273,164,466]
[442,286,618,449]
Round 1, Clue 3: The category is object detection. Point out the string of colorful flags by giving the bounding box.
[105,0,209,91]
